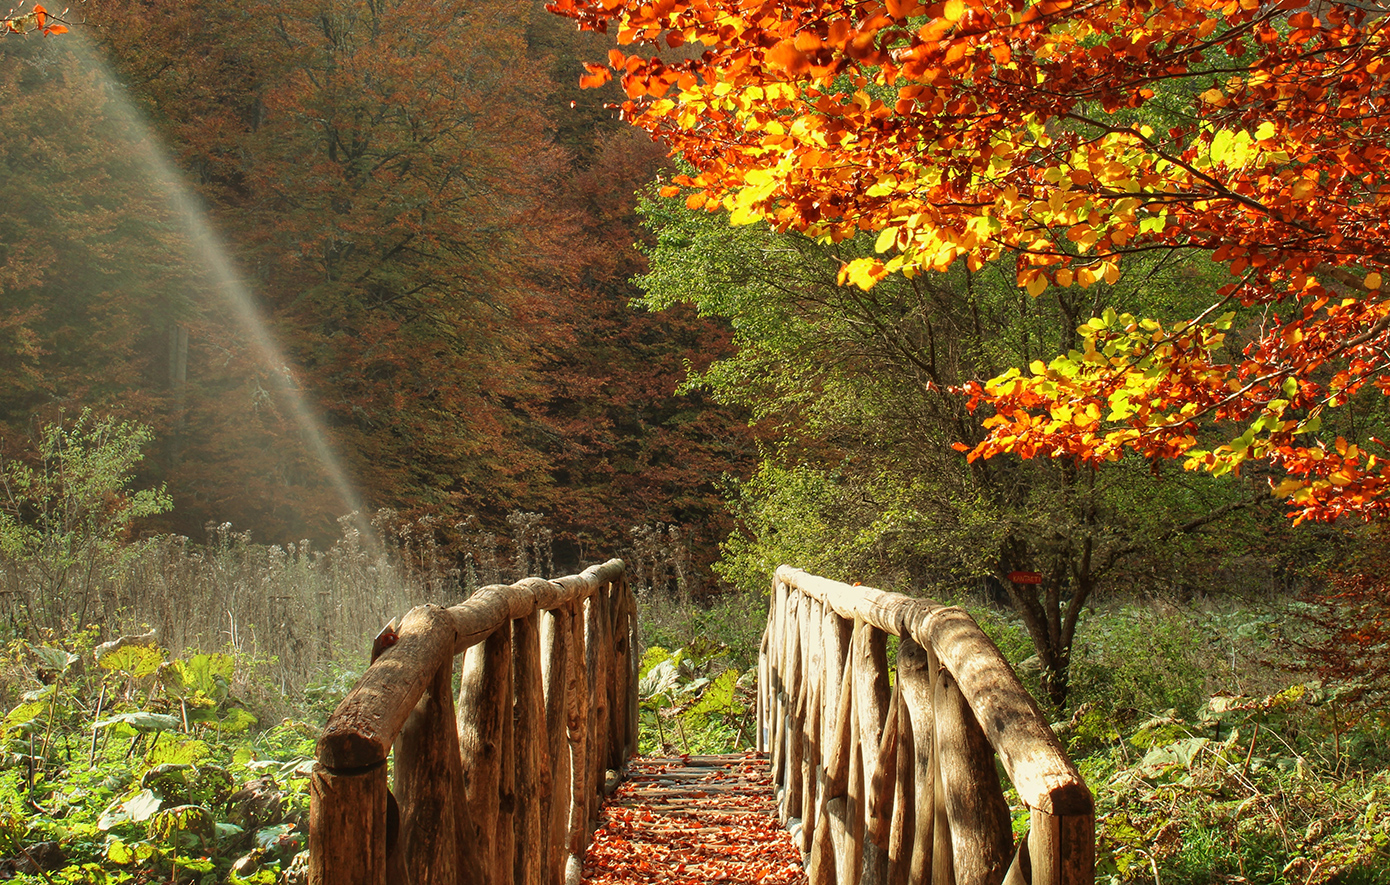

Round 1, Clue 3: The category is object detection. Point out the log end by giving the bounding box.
[1042,779,1094,817]
[318,724,389,770]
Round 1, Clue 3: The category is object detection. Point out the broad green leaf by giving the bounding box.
[211,707,258,734]
[34,645,79,674]
[1139,736,1209,772]
[148,738,211,766]
[96,712,181,733]
[98,644,165,678]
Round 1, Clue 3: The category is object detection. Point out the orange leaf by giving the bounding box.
[579,63,613,89]
[767,39,811,75]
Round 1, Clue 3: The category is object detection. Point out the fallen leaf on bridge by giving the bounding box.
[582,751,807,885]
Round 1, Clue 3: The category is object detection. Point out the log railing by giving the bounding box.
[309,559,637,885]
[759,566,1094,885]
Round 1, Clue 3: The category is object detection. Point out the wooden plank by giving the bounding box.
[458,625,511,885]
[935,664,1012,885]
[394,653,478,885]
[308,761,387,885]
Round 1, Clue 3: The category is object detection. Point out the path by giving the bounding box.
[581,751,808,885]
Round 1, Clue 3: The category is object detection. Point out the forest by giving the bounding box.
[2,0,1390,879]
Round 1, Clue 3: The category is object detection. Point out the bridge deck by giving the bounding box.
[582,751,808,885]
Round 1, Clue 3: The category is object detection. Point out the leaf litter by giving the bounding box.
[582,750,807,884]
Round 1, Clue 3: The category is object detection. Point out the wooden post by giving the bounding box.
[801,597,823,856]
[757,628,769,753]
[860,679,901,885]
[622,579,640,761]
[1028,810,1095,885]
[565,599,591,885]
[896,636,935,885]
[845,709,865,885]
[583,593,604,837]
[541,609,571,885]
[771,578,790,792]
[783,591,804,823]
[935,665,1012,885]
[514,613,545,885]
[809,648,856,885]
[458,627,511,885]
[852,621,889,844]
[394,655,479,885]
[887,693,915,885]
[308,761,388,885]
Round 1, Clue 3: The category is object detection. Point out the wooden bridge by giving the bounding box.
[308,560,1093,885]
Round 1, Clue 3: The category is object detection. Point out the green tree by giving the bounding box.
[640,197,1303,707]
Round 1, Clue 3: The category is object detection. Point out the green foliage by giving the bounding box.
[0,635,312,883]
[638,188,1311,707]
[637,641,755,755]
[1085,686,1390,885]
[0,411,171,632]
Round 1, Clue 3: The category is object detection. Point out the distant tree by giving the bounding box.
[526,131,759,584]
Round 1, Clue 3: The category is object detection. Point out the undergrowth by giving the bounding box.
[0,629,355,883]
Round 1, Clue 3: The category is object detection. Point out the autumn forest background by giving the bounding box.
[4,0,1390,880]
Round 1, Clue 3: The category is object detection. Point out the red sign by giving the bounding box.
[1007,571,1043,585]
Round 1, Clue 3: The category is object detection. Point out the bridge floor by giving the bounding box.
[581,750,808,884]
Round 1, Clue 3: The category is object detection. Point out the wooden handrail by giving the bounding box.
[309,559,637,885]
[761,566,1094,885]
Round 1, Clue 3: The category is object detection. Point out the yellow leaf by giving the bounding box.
[1271,478,1303,498]
[943,0,966,21]
[839,258,889,290]
[1366,272,1383,290]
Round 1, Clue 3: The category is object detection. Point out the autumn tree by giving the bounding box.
[554,0,1390,525]
[65,0,582,538]
[3,0,759,574]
